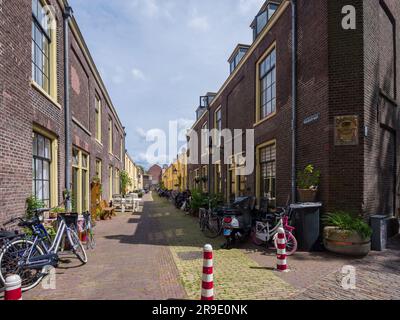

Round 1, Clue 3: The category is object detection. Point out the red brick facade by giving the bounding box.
[188,0,400,219]
[0,0,125,223]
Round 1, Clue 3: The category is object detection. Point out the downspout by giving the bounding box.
[63,5,73,211]
[207,101,212,197]
[291,0,298,204]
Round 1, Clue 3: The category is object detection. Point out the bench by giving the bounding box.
[100,200,115,220]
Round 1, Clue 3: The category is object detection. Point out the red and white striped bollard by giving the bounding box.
[4,275,22,300]
[201,244,214,300]
[276,228,289,272]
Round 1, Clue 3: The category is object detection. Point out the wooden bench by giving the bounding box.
[100,200,115,220]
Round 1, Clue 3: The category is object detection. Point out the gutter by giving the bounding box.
[291,0,298,203]
[63,5,73,211]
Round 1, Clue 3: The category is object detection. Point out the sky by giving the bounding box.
[68,0,265,169]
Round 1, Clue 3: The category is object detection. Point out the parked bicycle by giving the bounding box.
[199,207,224,239]
[82,212,96,250]
[0,208,87,291]
[251,206,298,255]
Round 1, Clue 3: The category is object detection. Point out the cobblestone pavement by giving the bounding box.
[150,195,296,300]
[293,236,400,300]
[21,195,186,300]
[12,193,400,300]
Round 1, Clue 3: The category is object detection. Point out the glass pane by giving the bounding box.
[38,135,44,157]
[256,11,267,35]
[32,159,36,180]
[43,181,50,201]
[32,133,38,156]
[36,160,43,179]
[82,154,88,169]
[82,170,88,211]
[36,181,43,200]
[44,138,51,159]
[43,161,50,180]
[72,149,79,166]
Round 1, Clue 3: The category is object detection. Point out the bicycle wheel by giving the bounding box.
[0,239,45,292]
[202,216,222,239]
[67,228,88,264]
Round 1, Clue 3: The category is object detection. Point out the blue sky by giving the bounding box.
[68,0,264,168]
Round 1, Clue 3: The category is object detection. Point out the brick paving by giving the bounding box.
[22,195,186,300]
[10,193,400,300]
[150,195,296,300]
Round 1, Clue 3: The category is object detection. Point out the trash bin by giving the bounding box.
[370,215,388,251]
[290,203,323,252]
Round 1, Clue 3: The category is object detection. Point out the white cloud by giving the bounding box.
[188,16,210,32]
[131,68,146,80]
[136,127,148,139]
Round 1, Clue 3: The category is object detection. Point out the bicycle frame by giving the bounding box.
[254,218,284,242]
[21,218,71,268]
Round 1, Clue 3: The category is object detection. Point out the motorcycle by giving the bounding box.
[221,197,255,249]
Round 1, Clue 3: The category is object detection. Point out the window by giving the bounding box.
[108,117,113,154]
[214,162,222,194]
[95,96,102,142]
[214,107,222,146]
[228,154,247,201]
[258,48,276,120]
[71,148,89,213]
[253,3,279,39]
[229,47,248,74]
[32,132,52,207]
[120,136,124,160]
[114,168,120,195]
[32,0,56,97]
[109,166,113,200]
[95,159,102,181]
[202,122,208,156]
[259,143,276,207]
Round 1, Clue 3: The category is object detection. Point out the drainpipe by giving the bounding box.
[207,100,212,197]
[63,5,73,212]
[291,0,298,204]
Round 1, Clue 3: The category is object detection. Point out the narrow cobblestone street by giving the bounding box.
[18,193,400,300]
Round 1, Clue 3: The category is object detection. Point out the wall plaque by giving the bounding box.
[335,115,359,146]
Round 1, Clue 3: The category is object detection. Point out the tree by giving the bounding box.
[120,170,132,196]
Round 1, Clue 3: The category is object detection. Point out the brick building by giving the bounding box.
[0,0,126,223]
[148,164,162,187]
[188,0,400,222]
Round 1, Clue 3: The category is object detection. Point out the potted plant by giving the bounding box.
[297,165,320,202]
[323,211,372,256]
[26,196,45,219]
[49,206,65,219]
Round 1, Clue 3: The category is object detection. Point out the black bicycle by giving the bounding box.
[199,208,223,239]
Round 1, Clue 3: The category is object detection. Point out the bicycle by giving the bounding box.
[199,208,223,239]
[0,208,88,291]
[82,212,96,250]
[251,206,298,255]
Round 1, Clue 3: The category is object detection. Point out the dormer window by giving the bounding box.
[252,2,279,40]
[228,45,250,74]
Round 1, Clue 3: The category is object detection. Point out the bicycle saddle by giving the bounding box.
[18,215,42,227]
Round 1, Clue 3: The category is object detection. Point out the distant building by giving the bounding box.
[148,164,162,187]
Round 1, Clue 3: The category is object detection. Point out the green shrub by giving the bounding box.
[297,164,320,190]
[26,196,45,219]
[323,211,372,239]
[190,189,209,212]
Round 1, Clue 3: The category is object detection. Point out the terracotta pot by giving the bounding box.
[297,188,318,203]
[323,226,371,257]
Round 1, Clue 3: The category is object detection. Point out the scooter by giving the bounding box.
[221,197,255,249]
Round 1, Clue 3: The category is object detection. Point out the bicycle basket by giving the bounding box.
[61,213,79,228]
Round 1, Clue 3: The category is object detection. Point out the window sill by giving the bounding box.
[72,117,92,136]
[95,139,103,147]
[30,80,61,110]
[253,112,277,128]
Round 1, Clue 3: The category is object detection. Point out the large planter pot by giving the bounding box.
[323,227,371,256]
[297,188,318,203]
